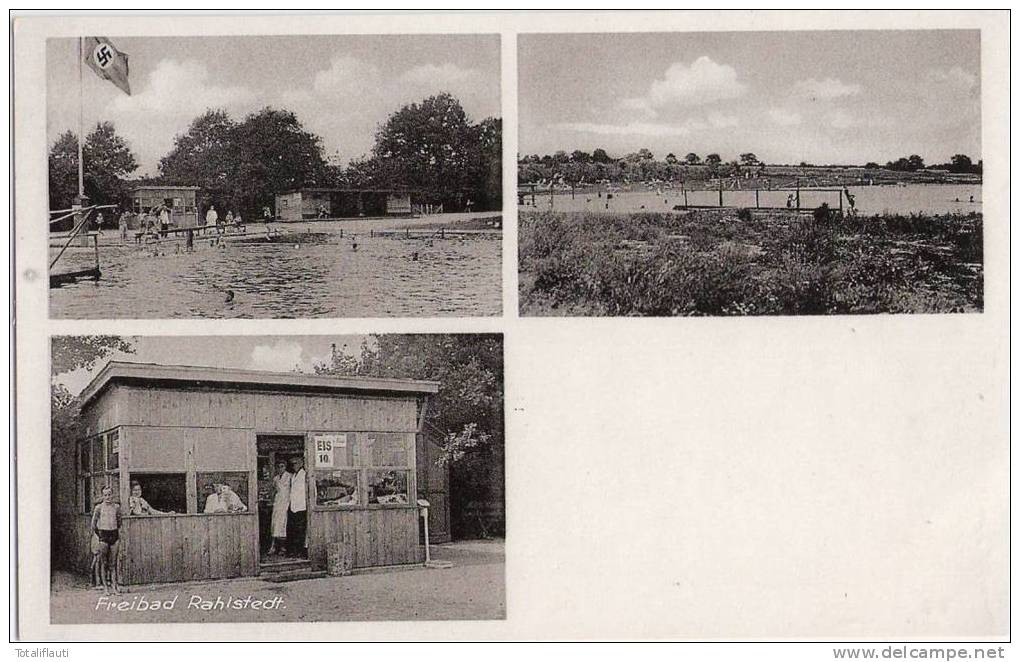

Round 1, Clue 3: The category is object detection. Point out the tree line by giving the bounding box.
[519,148,982,184]
[48,92,502,219]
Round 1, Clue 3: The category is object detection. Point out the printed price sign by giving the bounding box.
[314,434,346,467]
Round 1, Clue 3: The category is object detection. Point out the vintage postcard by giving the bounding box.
[519,30,984,316]
[45,33,502,319]
[48,334,505,623]
[12,10,1011,647]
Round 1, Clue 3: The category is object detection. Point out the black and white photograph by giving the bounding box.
[49,334,505,623]
[47,34,503,318]
[518,30,983,316]
[12,9,1011,647]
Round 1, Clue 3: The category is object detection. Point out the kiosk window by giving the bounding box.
[91,436,105,472]
[198,472,250,513]
[314,469,359,506]
[367,470,409,505]
[106,430,119,470]
[129,473,187,515]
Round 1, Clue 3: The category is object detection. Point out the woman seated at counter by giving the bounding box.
[204,483,248,513]
[128,481,174,516]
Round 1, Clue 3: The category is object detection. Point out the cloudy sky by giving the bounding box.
[57,335,372,396]
[47,34,501,175]
[520,30,980,165]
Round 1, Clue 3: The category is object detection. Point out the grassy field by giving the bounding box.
[519,208,983,316]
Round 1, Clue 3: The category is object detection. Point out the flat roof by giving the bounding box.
[80,360,440,408]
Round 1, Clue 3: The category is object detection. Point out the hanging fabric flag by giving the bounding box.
[82,36,131,96]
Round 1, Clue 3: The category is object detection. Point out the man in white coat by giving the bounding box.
[287,456,307,558]
[205,205,218,228]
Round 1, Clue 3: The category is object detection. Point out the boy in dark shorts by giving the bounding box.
[91,486,123,594]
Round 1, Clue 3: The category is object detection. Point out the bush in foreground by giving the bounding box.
[518,208,983,316]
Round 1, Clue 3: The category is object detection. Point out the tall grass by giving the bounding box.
[519,209,983,316]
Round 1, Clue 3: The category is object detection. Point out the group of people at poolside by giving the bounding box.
[89,476,266,595]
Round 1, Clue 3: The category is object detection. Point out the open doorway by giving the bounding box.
[256,434,306,564]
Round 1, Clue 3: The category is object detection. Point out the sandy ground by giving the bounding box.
[50,540,505,623]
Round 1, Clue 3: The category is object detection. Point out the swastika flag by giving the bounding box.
[83,37,131,96]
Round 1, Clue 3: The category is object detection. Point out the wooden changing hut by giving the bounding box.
[131,185,201,228]
[51,361,442,585]
[274,188,414,221]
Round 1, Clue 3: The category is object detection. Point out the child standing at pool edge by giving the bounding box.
[91,486,123,595]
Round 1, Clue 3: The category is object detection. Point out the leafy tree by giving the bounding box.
[886,155,925,172]
[685,152,701,164]
[371,93,497,208]
[705,153,722,165]
[48,122,138,215]
[570,149,590,163]
[231,107,328,215]
[472,116,502,209]
[739,152,759,166]
[949,154,973,173]
[158,109,238,207]
[665,153,678,164]
[591,148,611,164]
[864,162,880,169]
[314,334,504,538]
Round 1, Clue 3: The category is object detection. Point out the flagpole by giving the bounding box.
[77,36,84,199]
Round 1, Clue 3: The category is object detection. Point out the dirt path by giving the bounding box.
[51,540,505,623]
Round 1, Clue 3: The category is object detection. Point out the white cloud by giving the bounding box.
[552,120,700,137]
[278,54,498,162]
[792,77,861,100]
[928,67,978,91]
[768,108,802,126]
[250,340,306,373]
[110,59,255,117]
[708,112,739,128]
[829,109,857,129]
[622,56,746,111]
[401,62,481,87]
[313,56,382,95]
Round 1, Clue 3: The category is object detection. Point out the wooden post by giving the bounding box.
[93,234,100,278]
[683,188,688,209]
[838,189,843,214]
[796,179,801,210]
[719,184,723,207]
[77,37,85,200]
[755,189,760,209]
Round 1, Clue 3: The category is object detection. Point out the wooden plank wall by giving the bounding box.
[119,515,258,585]
[113,387,418,433]
[308,508,420,570]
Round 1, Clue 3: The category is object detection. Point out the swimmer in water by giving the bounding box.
[412,252,419,262]
[969,195,975,203]
[224,290,235,303]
